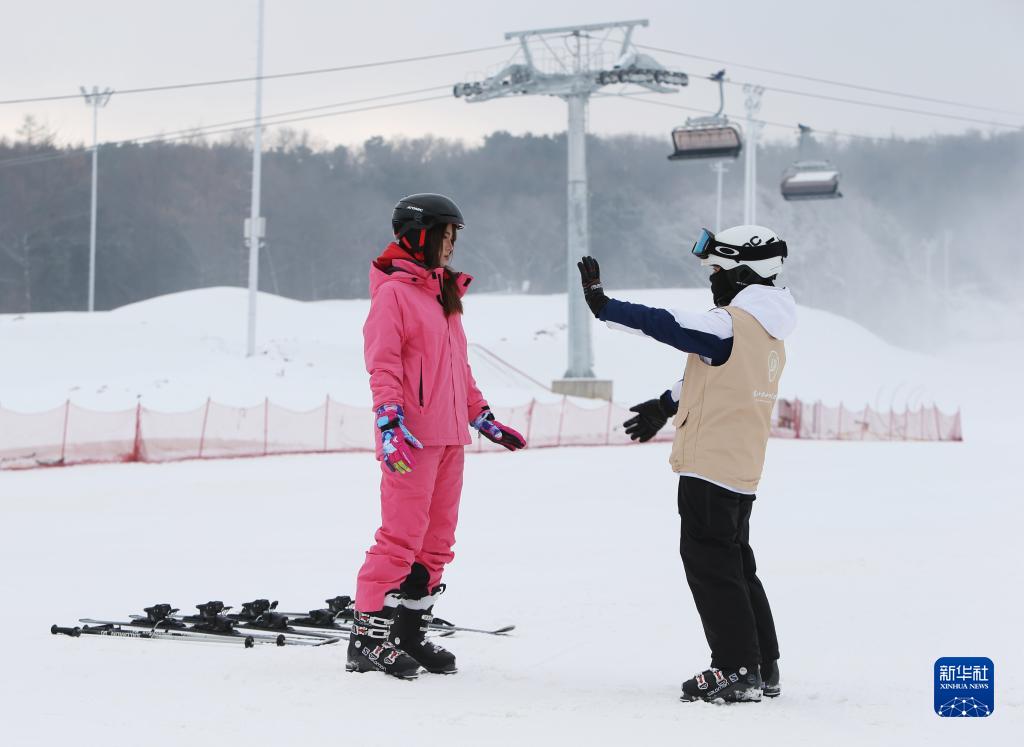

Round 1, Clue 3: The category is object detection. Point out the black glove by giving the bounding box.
[576,256,609,317]
[623,392,677,442]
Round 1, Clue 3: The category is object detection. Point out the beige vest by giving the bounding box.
[669,306,785,493]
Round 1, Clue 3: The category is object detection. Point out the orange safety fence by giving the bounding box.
[0,397,962,470]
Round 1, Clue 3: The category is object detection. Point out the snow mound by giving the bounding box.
[1,285,960,413]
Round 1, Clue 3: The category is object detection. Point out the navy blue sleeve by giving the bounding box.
[598,298,733,364]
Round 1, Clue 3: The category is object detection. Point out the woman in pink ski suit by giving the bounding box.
[347,193,526,679]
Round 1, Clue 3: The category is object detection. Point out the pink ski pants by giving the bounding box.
[355,445,464,612]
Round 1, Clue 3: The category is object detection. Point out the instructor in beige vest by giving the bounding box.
[577,225,796,704]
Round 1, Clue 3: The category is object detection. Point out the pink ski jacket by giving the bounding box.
[363,244,488,447]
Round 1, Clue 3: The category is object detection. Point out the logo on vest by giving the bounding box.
[753,390,778,404]
[768,351,780,383]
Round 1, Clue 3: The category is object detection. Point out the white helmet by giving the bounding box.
[692,224,787,279]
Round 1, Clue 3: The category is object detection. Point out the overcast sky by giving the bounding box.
[2,0,1022,150]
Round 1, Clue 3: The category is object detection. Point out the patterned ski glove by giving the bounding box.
[576,256,609,317]
[471,408,527,452]
[376,404,424,473]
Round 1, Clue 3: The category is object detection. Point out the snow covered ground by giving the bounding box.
[2,287,1021,744]
[4,439,1021,745]
[0,286,966,412]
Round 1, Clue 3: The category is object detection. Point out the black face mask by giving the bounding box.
[710,266,769,307]
[710,268,739,306]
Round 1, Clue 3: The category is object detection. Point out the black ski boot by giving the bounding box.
[680,665,763,703]
[391,588,457,674]
[346,605,421,680]
[761,659,780,698]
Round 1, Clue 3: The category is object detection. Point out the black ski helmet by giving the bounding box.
[391,193,465,254]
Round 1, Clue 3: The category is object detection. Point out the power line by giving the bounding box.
[635,43,1024,118]
[0,149,75,169]
[152,94,452,142]
[719,78,1022,131]
[3,80,1014,173]
[603,92,883,142]
[0,92,453,170]
[123,85,453,144]
[0,44,515,106]
[665,62,1022,130]
[657,65,1023,131]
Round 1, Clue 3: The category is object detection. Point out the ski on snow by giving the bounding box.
[52,595,514,647]
[279,596,516,636]
[52,622,261,648]
[132,600,347,642]
[53,602,337,648]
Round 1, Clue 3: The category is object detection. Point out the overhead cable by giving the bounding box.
[124,85,452,144]
[604,92,884,142]
[635,43,1024,118]
[718,77,1022,130]
[0,93,452,169]
[0,44,515,106]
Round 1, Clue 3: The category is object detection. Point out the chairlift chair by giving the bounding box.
[667,70,744,161]
[780,125,843,201]
[669,122,743,161]
[781,160,842,201]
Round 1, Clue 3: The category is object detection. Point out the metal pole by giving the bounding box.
[743,112,751,222]
[246,0,265,357]
[565,92,594,378]
[742,85,763,225]
[924,239,934,348]
[943,230,951,295]
[712,161,726,231]
[81,86,111,312]
[750,123,759,225]
[943,229,951,337]
[89,100,99,312]
[743,125,753,223]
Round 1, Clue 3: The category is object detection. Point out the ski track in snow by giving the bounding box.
[2,287,1022,744]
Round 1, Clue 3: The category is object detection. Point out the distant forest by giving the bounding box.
[1,119,1021,347]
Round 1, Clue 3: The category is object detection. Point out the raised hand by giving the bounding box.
[576,256,609,317]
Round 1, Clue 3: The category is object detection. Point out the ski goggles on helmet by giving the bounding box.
[691,228,788,262]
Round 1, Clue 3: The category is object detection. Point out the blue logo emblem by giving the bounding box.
[935,657,994,717]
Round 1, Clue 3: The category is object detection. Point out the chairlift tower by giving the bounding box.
[455,20,688,399]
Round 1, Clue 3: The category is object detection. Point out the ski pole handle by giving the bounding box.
[51,625,81,637]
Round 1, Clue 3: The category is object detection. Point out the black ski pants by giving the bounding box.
[677,476,780,670]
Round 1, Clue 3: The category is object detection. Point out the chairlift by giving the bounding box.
[668,70,743,161]
[780,125,843,201]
